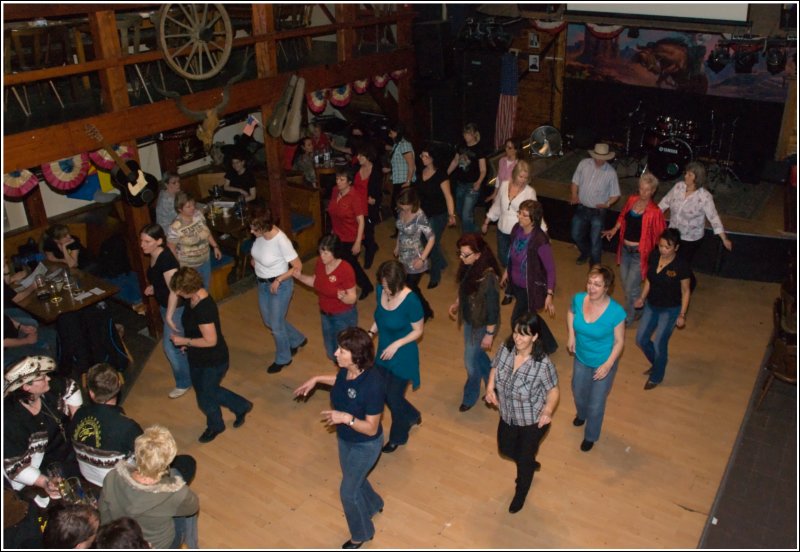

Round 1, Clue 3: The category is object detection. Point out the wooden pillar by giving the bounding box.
[22,186,48,229]
[336,5,357,63]
[553,30,567,129]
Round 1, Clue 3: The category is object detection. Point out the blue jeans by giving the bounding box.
[190,360,250,433]
[571,357,619,443]
[3,324,59,369]
[619,245,642,323]
[496,230,511,268]
[161,306,191,389]
[338,437,384,542]
[636,303,681,384]
[455,183,480,234]
[427,213,448,283]
[257,279,306,365]
[320,308,358,361]
[571,205,606,265]
[462,323,492,407]
[194,259,211,290]
[377,364,419,446]
[172,514,199,549]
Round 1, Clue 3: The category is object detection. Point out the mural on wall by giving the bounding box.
[565,24,794,103]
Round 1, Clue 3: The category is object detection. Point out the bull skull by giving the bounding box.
[154,52,252,152]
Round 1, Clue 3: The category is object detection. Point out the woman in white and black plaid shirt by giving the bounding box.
[485,311,559,514]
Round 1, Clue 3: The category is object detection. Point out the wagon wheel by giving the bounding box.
[157,3,233,80]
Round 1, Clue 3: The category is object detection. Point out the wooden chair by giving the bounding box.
[755,297,797,409]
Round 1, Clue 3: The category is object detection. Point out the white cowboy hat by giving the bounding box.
[4,356,56,397]
[588,143,615,161]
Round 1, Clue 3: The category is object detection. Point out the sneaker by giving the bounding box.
[168,387,190,399]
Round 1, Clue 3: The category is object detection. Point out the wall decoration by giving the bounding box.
[528,31,540,49]
[89,144,132,170]
[41,153,91,191]
[565,24,795,102]
[3,169,39,198]
[529,54,540,73]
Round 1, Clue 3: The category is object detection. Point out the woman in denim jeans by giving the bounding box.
[140,223,191,399]
[566,265,625,452]
[634,229,692,390]
[447,123,488,234]
[295,328,385,550]
[448,233,500,412]
[293,234,358,361]
[249,207,307,374]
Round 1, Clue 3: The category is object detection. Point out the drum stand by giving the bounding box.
[707,117,742,192]
[616,103,648,178]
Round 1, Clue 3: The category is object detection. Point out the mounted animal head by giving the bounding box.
[154,51,252,152]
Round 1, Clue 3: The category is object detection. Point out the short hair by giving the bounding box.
[463,123,481,142]
[518,199,543,227]
[139,223,166,245]
[134,425,177,480]
[396,187,420,212]
[503,311,546,361]
[95,517,150,549]
[249,205,275,233]
[170,266,204,295]
[660,227,682,247]
[511,159,532,184]
[685,161,707,187]
[336,327,375,372]
[376,260,405,294]
[45,224,70,242]
[86,363,122,403]
[42,503,99,549]
[639,171,659,190]
[587,264,615,292]
[318,234,341,257]
[161,171,179,191]
[173,191,194,214]
[335,168,353,182]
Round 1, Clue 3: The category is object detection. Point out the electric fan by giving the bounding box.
[528,126,563,158]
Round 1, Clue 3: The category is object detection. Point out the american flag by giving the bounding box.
[494,53,519,150]
[243,114,260,136]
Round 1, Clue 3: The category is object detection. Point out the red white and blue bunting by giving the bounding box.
[41,153,91,191]
[306,68,408,111]
[3,169,39,198]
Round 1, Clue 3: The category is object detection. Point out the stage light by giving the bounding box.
[707,46,731,73]
[734,49,758,73]
[766,47,787,74]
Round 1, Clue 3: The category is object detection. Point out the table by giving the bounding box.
[15,268,119,325]
[204,202,251,279]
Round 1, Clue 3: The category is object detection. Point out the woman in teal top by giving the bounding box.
[566,265,625,452]
[368,260,424,454]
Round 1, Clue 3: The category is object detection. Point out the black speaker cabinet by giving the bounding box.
[413,21,451,81]
[460,50,503,147]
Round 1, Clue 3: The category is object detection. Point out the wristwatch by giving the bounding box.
[348,416,356,426]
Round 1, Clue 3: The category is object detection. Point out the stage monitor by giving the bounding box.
[565,3,750,26]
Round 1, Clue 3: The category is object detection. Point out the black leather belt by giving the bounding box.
[257,276,278,284]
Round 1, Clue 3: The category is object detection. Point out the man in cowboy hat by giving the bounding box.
[569,143,621,265]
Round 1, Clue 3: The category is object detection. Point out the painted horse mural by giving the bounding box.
[633,38,709,94]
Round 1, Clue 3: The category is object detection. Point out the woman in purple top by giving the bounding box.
[499,200,558,354]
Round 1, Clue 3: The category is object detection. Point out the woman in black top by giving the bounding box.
[294,327,385,549]
[169,267,252,443]
[414,144,455,288]
[634,228,692,390]
[354,142,384,270]
[223,151,257,202]
[43,224,95,272]
[447,123,489,234]
[140,224,191,399]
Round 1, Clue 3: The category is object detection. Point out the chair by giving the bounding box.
[755,297,797,409]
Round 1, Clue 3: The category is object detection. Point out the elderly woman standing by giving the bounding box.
[567,265,625,452]
[155,172,182,230]
[658,161,732,287]
[99,425,199,549]
[485,312,559,514]
[169,267,252,443]
[249,207,307,374]
[294,328,385,550]
[602,172,666,325]
[448,233,501,412]
[367,260,424,454]
[634,229,692,390]
[167,191,222,290]
[293,234,358,361]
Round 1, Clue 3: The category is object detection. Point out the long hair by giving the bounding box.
[503,311,546,361]
[139,223,166,246]
[456,233,500,295]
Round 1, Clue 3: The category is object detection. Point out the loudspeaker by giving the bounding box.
[428,79,462,143]
[413,21,451,80]
[460,50,502,147]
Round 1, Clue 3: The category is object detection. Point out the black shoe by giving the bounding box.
[381,442,399,453]
[267,360,292,374]
[358,288,373,301]
[414,415,422,427]
[424,312,434,323]
[342,539,370,549]
[234,402,253,428]
[572,416,585,427]
[198,427,225,443]
[290,338,308,356]
[509,493,527,514]
[459,403,472,412]
[501,295,514,305]
[580,439,594,452]
[427,280,439,290]
[644,380,659,390]
[533,461,541,472]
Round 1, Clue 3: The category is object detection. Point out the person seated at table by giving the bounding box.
[223,150,257,202]
[42,503,100,549]
[331,121,367,164]
[155,172,182,230]
[4,260,37,319]
[4,314,59,369]
[43,224,96,272]
[292,136,317,186]
[309,121,332,155]
[68,363,196,489]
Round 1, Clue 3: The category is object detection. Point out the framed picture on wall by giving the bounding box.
[529,31,540,49]
[529,54,540,73]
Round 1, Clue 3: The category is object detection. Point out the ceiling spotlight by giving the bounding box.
[707,46,731,73]
[734,49,758,73]
[766,47,787,75]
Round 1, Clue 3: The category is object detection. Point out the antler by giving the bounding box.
[216,49,253,114]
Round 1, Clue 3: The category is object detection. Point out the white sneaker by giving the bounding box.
[168,387,190,399]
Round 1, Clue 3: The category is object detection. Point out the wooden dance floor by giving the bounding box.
[122,218,779,549]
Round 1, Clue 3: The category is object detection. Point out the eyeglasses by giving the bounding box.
[457,251,475,259]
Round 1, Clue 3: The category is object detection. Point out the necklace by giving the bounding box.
[36,397,67,442]
[657,255,675,272]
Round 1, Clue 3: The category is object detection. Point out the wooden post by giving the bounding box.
[22,186,48,229]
